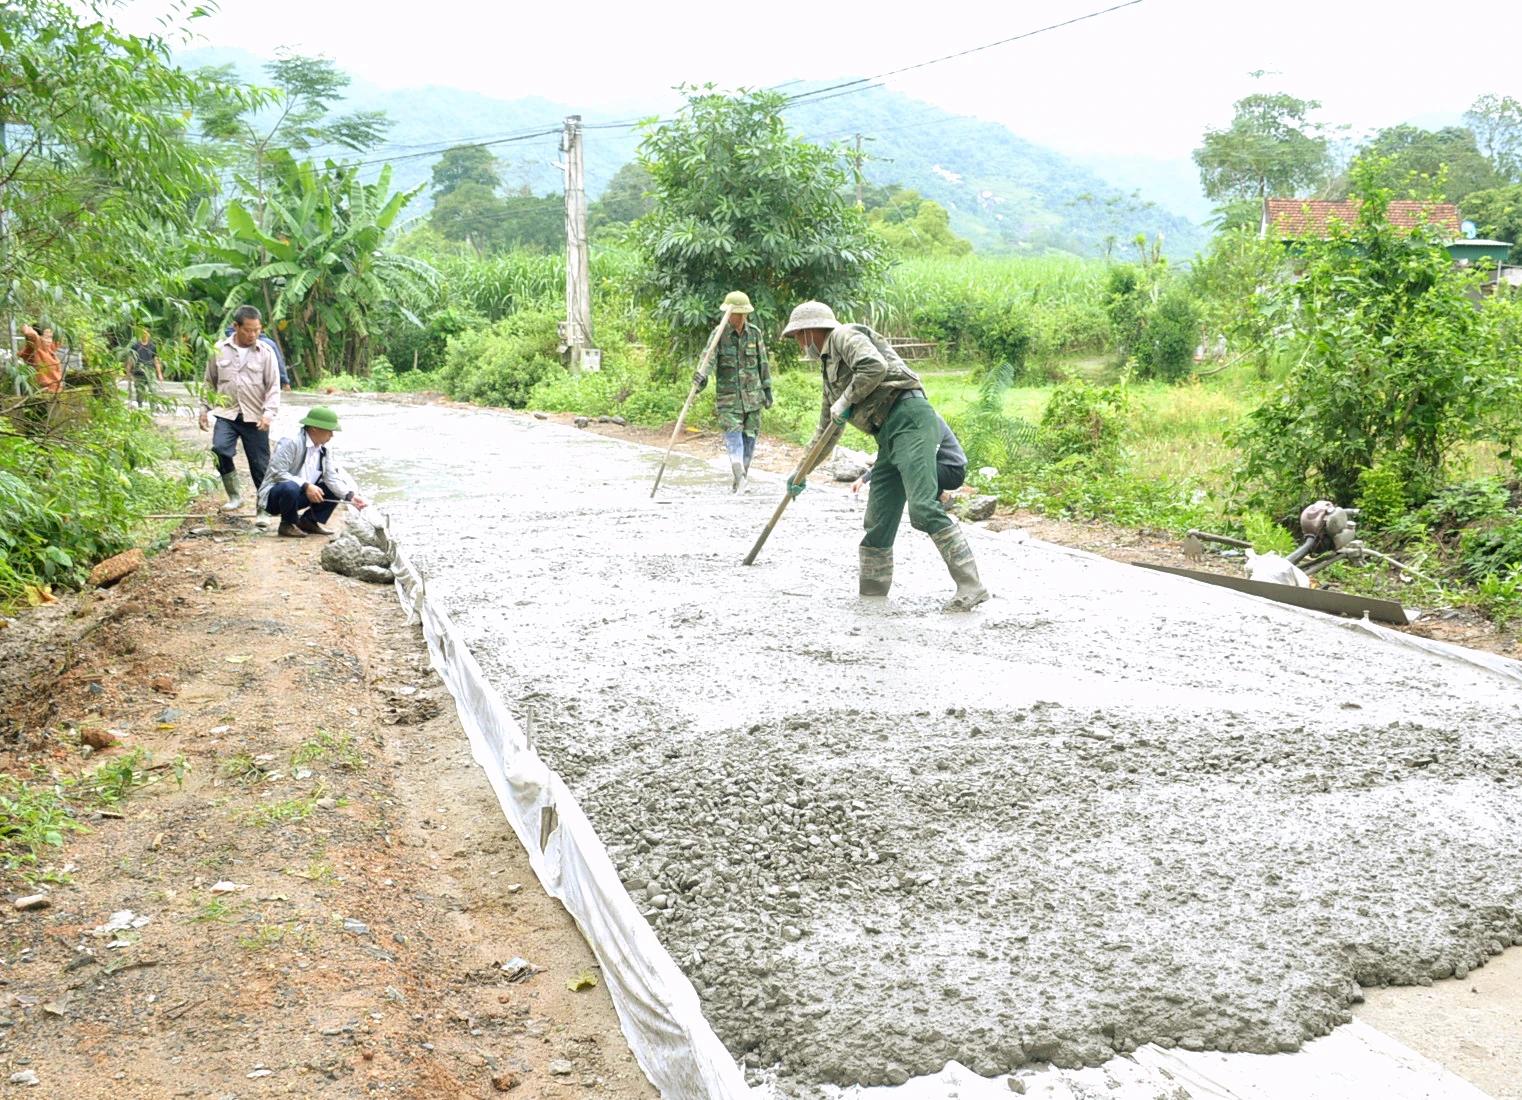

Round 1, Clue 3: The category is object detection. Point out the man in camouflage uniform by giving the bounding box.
[694,291,772,492]
[781,301,989,611]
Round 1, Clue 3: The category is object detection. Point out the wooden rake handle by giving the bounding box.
[741,424,842,566]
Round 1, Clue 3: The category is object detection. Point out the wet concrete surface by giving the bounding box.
[301,395,1522,1090]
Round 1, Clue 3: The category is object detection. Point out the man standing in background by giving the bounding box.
[693,291,772,492]
[200,305,280,514]
[126,328,163,407]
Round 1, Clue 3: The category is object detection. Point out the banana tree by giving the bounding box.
[184,153,439,378]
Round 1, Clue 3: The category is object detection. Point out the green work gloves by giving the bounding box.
[763,388,774,409]
[786,476,806,498]
[692,371,709,391]
[829,396,853,427]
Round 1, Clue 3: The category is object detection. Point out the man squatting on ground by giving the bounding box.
[693,291,773,492]
[200,305,280,514]
[259,405,369,538]
[853,412,966,502]
[782,301,989,611]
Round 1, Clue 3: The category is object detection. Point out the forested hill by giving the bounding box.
[781,83,1208,256]
[177,48,1207,257]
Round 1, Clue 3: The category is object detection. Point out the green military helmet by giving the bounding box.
[721,291,754,314]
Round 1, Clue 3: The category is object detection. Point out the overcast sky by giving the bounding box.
[119,0,1519,161]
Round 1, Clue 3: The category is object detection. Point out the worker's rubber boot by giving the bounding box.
[730,460,746,493]
[859,545,893,597]
[931,526,989,611]
[220,472,243,513]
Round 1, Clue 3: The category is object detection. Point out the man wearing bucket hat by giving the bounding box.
[692,290,773,492]
[258,406,368,539]
[781,301,989,610]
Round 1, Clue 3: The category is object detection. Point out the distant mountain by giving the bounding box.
[1074,154,1215,227]
[176,49,1207,257]
[781,85,1208,257]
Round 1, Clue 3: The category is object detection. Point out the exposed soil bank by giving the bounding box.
[336,399,1522,1090]
[0,464,653,1098]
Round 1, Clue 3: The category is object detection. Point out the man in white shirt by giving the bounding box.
[258,406,368,538]
[199,305,281,513]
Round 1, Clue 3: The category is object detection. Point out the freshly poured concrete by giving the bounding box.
[324,399,1522,1090]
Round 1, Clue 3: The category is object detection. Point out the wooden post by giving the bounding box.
[561,116,597,371]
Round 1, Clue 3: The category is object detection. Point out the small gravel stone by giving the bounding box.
[548,1059,573,1076]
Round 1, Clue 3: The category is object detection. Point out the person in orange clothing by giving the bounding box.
[19,323,63,393]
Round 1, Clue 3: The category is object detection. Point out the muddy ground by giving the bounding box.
[322,397,1522,1091]
[0,500,654,1099]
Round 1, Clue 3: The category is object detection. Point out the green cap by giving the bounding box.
[722,291,754,314]
[300,406,341,431]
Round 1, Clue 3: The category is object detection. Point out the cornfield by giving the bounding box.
[869,256,1114,364]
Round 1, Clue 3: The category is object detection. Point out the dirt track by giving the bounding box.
[0,484,653,1098]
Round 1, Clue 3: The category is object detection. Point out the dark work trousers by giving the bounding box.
[211,414,270,491]
[938,463,966,494]
[861,394,956,548]
[265,479,339,527]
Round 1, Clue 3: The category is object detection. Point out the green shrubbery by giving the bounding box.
[0,401,204,604]
[438,309,562,408]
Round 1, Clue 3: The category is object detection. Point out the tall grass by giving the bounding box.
[869,255,1113,365]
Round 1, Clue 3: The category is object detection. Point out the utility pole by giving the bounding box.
[559,115,598,371]
[854,133,864,208]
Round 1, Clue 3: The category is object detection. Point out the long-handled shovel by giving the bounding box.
[741,424,842,565]
[650,307,733,498]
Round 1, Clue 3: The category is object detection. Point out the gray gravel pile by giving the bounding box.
[573,703,1522,1086]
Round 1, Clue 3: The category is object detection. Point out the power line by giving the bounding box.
[269,0,1152,174]
[780,0,1147,109]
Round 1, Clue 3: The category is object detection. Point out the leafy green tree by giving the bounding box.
[634,86,887,339]
[1235,159,1519,511]
[595,161,655,225]
[1103,242,1199,382]
[1464,94,1522,183]
[430,182,511,253]
[1189,227,1286,378]
[431,145,502,198]
[865,191,972,258]
[1194,87,1331,226]
[1460,184,1522,261]
[1352,124,1500,202]
[0,0,233,319]
[187,155,439,377]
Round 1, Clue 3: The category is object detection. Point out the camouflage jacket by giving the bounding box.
[815,324,923,437]
[711,321,772,415]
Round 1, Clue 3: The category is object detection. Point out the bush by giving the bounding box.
[440,310,561,408]
[1354,460,1409,528]
[1104,263,1199,382]
[1040,379,1131,464]
[1460,518,1522,580]
[0,399,202,604]
[1234,160,1517,512]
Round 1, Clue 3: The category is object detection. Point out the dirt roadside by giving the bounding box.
[365,392,1514,660]
[0,508,656,1099]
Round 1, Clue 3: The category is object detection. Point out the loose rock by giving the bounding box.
[13,895,50,912]
[88,548,144,588]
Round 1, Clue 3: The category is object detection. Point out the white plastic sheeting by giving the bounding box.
[387,530,750,1100]
[835,1020,1492,1099]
